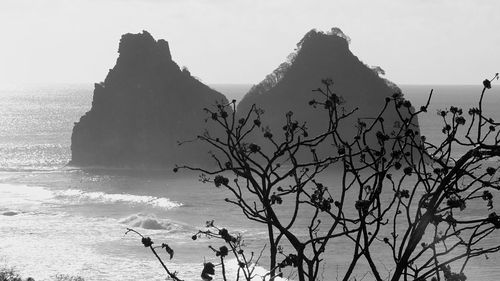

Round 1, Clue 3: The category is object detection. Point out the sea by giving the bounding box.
[0,83,500,281]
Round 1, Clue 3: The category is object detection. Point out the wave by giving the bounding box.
[0,183,182,213]
[2,211,19,216]
[120,214,188,232]
[54,189,182,210]
[0,183,54,202]
[0,167,65,173]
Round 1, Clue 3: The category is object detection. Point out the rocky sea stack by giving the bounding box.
[238,28,418,153]
[71,31,227,168]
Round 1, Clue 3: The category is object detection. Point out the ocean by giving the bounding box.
[0,83,499,280]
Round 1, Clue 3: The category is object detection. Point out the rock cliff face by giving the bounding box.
[238,28,418,153]
[71,31,227,167]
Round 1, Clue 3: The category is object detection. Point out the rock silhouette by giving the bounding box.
[71,31,227,168]
[237,28,419,154]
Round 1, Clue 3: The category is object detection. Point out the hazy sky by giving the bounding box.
[0,0,498,86]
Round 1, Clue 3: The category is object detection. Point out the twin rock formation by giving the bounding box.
[71,29,416,168]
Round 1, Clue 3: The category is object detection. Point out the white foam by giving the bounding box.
[0,183,182,211]
[54,189,182,210]
[120,214,183,231]
[0,183,54,209]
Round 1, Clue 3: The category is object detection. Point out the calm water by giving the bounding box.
[0,83,499,280]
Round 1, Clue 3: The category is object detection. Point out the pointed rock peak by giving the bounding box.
[237,26,418,152]
[71,31,228,168]
[243,27,355,100]
[117,30,172,63]
[297,27,351,51]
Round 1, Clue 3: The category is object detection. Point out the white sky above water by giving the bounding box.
[0,0,498,86]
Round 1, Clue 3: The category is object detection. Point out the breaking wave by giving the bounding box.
[120,213,187,232]
[54,189,182,210]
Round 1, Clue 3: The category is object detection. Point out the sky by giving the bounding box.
[0,0,498,86]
